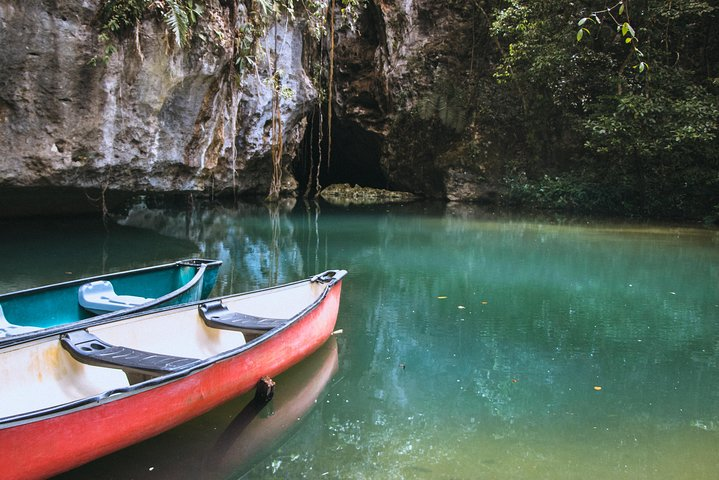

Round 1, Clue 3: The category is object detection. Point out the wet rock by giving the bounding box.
[319,183,417,206]
[444,167,501,203]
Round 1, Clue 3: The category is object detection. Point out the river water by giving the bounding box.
[2,201,718,479]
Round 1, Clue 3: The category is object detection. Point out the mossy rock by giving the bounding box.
[319,184,418,206]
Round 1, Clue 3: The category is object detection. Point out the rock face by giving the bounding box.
[328,0,503,202]
[0,0,312,197]
[0,0,500,212]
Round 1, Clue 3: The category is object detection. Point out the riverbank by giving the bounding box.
[2,183,716,226]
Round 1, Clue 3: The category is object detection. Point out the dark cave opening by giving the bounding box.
[294,107,387,197]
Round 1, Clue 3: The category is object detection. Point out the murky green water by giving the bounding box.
[2,202,718,479]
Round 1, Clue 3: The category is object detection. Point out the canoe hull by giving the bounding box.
[0,259,222,340]
[0,279,342,480]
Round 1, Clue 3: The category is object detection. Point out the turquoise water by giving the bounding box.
[2,202,718,479]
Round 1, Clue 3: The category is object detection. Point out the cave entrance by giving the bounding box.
[294,107,386,197]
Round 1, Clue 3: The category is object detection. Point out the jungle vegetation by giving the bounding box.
[479,0,719,220]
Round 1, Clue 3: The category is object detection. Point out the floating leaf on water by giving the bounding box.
[481,300,489,305]
[458,305,466,309]
[594,386,602,391]
[437,296,448,299]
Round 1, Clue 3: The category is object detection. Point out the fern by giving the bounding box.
[96,0,202,57]
[163,0,190,47]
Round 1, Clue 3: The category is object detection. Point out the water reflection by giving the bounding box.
[54,337,338,479]
[233,206,717,479]
[116,200,314,293]
[5,200,717,479]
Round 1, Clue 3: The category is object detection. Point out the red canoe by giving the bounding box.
[0,270,346,480]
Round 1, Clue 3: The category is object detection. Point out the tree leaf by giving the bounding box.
[619,3,625,16]
[577,28,584,41]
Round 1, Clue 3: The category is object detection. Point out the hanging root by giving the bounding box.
[327,0,335,170]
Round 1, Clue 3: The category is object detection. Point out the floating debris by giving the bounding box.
[691,419,718,431]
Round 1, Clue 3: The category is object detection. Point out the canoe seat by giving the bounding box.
[0,304,40,338]
[78,281,154,314]
[60,330,202,376]
[199,300,287,333]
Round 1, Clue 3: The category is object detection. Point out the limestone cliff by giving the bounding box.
[0,0,311,198]
[0,0,500,214]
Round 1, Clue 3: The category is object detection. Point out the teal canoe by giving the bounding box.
[0,259,222,342]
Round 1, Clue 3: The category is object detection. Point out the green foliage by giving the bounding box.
[162,0,203,48]
[481,0,719,218]
[576,1,648,78]
[99,0,147,35]
[91,0,147,64]
[92,0,203,64]
[234,23,258,73]
[582,66,719,216]
[503,174,606,213]
[257,0,295,20]
[234,0,364,76]
[584,82,719,161]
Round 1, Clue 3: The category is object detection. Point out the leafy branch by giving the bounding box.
[577,0,648,84]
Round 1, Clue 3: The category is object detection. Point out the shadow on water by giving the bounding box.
[0,216,199,294]
[53,337,339,480]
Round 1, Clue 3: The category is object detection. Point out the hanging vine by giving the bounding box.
[326,0,336,170]
[315,107,324,195]
[90,0,369,202]
[251,0,365,200]
[302,0,364,197]
[267,69,288,202]
[304,108,317,199]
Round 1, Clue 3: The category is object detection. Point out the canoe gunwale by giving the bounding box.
[0,259,222,348]
[0,269,346,430]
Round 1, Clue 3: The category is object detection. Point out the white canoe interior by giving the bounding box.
[0,280,325,420]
